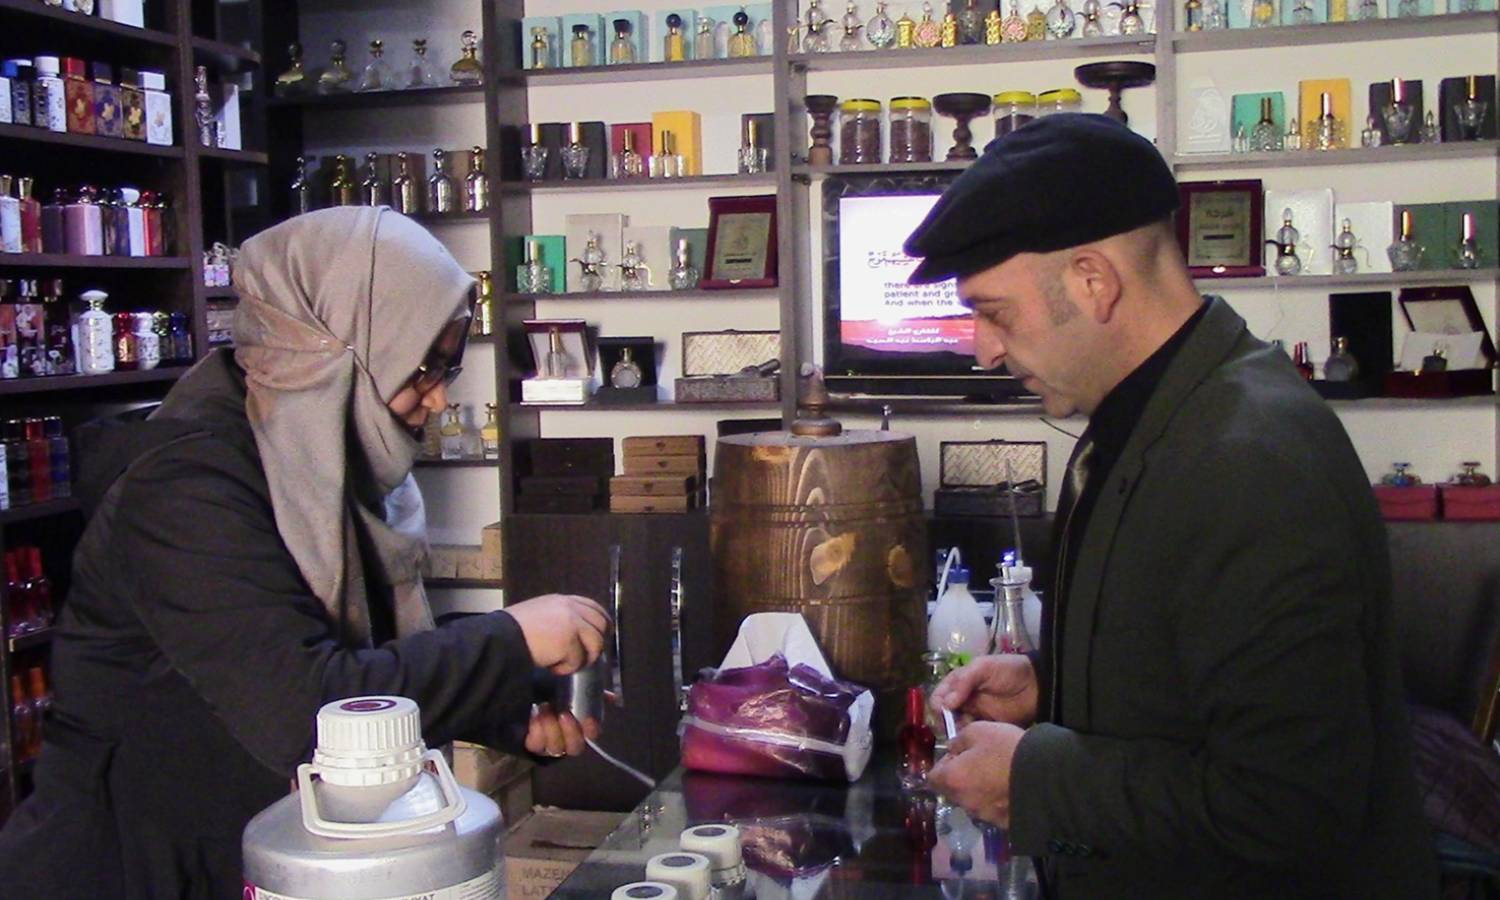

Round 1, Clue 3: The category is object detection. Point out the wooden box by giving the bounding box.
[610,474,697,496]
[609,493,696,513]
[519,475,605,496]
[623,454,703,477]
[623,435,705,458]
[515,493,601,514]
[674,329,780,404]
[518,438,615,477]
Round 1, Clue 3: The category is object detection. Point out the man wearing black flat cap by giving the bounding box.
[922,114,1436,899]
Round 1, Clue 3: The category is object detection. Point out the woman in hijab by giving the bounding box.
[0,208,607,898]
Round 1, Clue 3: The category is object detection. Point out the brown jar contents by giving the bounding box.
[889,97,933,163]
[839,99,882,164]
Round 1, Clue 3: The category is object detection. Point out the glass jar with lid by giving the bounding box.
[993,91,1037,136]
[839,98,883,165]
[1037,88,1082,116]
[889,96,933,163]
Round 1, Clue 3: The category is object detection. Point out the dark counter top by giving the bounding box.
[552,752,1038,898]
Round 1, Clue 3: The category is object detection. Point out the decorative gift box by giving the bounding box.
[519,475,605,496]
[1372,484,1439,521]
[611,473,698,496]
[674,329,780,403]
[1439,484,1500,520]
[596,335,659,405]
[522,318,595,405]
[934,440,1047,517]
[1384,286,1496,398]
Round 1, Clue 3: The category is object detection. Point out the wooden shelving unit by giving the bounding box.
[266,84,486,109]
[0,122,186,158]
[0,499,81,528]
[0,254,193,269]
[498,173,778,193]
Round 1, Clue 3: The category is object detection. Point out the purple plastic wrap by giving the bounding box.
[680,653,869,781]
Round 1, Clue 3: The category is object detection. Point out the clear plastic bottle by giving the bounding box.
[927,564,989,659]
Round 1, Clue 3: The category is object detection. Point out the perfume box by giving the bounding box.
[622,225,673,291]
[610,121,655,162]
[610,493,695,513]
[1439,76,1498,142]
[1324,290,1393,398]
[597,335,659,404]
[1297,78,1352,139]
[92,64,124,138]
[516,437,615,477]
[99,0,144,27]
[1334,201,1394,273]
[516,493,602,514]
[564,213,628,292]
[1281,0,1326,25]
[623,435,705,457]
[1392,202,1447,270]
[604,10,649,63]
[1440,484,1500,520]
[610,474,697,496]
[1373,484,1439,521]
[538,122,568,180]
[1230,92,1286,145]
[1265,188,1334,275]
[502,234,567,294]
[1442,200,1498,270]
[561,14,608,66]
[521,318,595,404]
[1226,0,1255,28]
[1180,79,1232,155]
[674,329,780,403]
[522,16,563,68]
[669,226,709,278]
[651,110,703,176]
[653,9,700,61]
[1367,79,1424,144]
[576,120,610,179]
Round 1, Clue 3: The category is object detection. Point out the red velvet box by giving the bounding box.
[1372,484,1440,521]
[609,122,655,158]
[1439,484,1500,521]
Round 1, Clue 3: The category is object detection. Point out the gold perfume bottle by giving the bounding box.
[530,27,551,69]
[480,402,500,459]
[329,155,357,206]
[728,9,759,56]
[985,9,1003,42]
[896,8,917,46]
[465,146,489,212]
[610,18,638,63]
[940,11,959,45]
[450,30,484,84]
[571,24,595,66]
[1025,5,1047,38]
[664,13,688,61]
[472,270,494,336]
[429,148,456,213]
[913,2,943,46]
[439,404,464,459]
[275,41,309,97]
[318,40,354,94]
[392,151,420,214]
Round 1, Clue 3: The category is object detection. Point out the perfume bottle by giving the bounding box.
[1324,337,1360,381]
[318,39,354,94]
[1046,0,1079,35]
[1361,115,1381,147]
[392,151,421,214]
[1356,0,1379,16]
[329,154,358,206]
[1292,341,1315,380]
[1267,208,1303,275]
[610,346,644,388]
[480,403,500,459]
[739,118,769,173]
[572,233,607,292]
[1080,0,1104,33]
[572,24,597,67]
[1290,0,1316,23]
[948,0,980,42]
[991,558,1036,655]
[668,238,700,289]
[450,30,484,84]
[610,19,638,63]
[694,19,717,59]
[619,241,653,290]
[1284,116,1302,150]
[473,270,495,336]
[1250,97,1282,151]
[1382,79,1415,144]
[805,0,836,51]
[898,686,936,791]
[517,241,552,294]
[429,148,456,213]
[664,13,688,61]
[357,39,397,91]
[76,289,114,375]
[1001,0,1028,40]
[465,146,489,212]
[1456,75,1488,141]
[530,27,553,69]
[275,41,309,97]
[653,131,685,178]
[409,38,438,87]
[1202,0,1226,28]
[439,404,464,459]
[841,2,867,49]
[941,10,960,45]
[1115,0,1146,33]
[543,327,573,378]
[1387,209,1424,271]
[1453,462,1492,486]
[1250,0,1276,26]
[1305,91,1346,150]
[867,0,898,46]
[361,152,388,206]
[614,129,645,178]
[1382,462,1421,486]
[729,10,760,56]
[1456,211,1481,269]
[1332,218,1360,274]
[522,124,550,182]
[1233,124,1248,153]
[1184,0,1203,28]
[986,7,1004,40]
[1421,110,1440,144]
[193,65,215,148]
[1025,5,1048,39]
[1395,0,1418,16]
[562,122,590,179]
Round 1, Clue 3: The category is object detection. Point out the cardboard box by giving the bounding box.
[1441,484,1500,520]
[425,544,462,579]
[651,110,703,176]
[561,13,608,66]
[611,473,697,495]
[480,522,503,581]
[610,493,695,513]
[505,808,626,899]
[522,16,564,68]
[623,454,703,476]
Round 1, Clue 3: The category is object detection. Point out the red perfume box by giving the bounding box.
[1372,484,1440,521]
[1439,485,1500,520]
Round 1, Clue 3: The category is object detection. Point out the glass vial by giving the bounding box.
[357,39,397,91]
[1387,209,1424,271]
[668,238,699,290]
[465,146,489,212]
[610,19,637,63]
[543,327,572,377]
[428,148,456,213]
[450,30,484,84]
[562,121,590,179]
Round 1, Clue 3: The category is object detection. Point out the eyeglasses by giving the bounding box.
[409,317,471,395]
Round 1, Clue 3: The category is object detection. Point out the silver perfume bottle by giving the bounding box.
[392,151,420,214]
[428,148,456,213]
[521,124,550,182]
[867,0,898,46]
[1304,91,1346,151]
[840,2,866,50]
[610,347,643,389]
[619,241,653,290]
[1249,97,1283,151]
[694,18,717,59]
[517,240,552,293]
[1455,76,1489,141]
[318,39,354,93]
[357,39,397,91]
[1324,337,1360,382]
[562,122,590,179]
[1387,209,1424,271]
[193,65,215,148]
[1266,208,1303,276]
[804,0,835,51]
[1421,110,1441,143]
[739,118,769,173]
[1331,218,1360,274]
[613,129,645,179]
[1381,79,1416,144]
[1456,211,1481,269]
[408,38,438,88]
[650,131,683,178]
[1361,116,1382,148]
[465,146,489,212]
[361,152,388,206]
[1046,0,1078,35]
[669,238,700,290]
[543,327,573,378]
[572,233,607,292]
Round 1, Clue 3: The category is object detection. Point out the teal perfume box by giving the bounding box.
[561,14,607,67]
[521,16,562,68]
[1231,91,1286,142]
[604,10,649,64]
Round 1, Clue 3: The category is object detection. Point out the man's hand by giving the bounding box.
[928,721,1027,827]
[930,653,1039,727]
[523,702,600,758]
[505,593,610,674]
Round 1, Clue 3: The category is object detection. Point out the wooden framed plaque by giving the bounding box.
[1177,179,1265,278]
[702,194,777,289]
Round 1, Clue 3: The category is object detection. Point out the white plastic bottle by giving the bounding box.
[927,563,990,659]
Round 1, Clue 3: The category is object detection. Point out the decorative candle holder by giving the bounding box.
[805,94,839,166]
[934,92,991,160]
[1073,61,1156,126]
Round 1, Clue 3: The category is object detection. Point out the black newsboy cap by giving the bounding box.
[905,113,1178,285]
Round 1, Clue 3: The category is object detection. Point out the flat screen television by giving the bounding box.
[821,174,1031,400]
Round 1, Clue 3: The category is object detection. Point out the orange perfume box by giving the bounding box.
[651,110,703,176]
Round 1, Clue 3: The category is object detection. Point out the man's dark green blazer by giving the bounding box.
[1008,297,1439,899]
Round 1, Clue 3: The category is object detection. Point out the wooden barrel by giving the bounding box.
[710,429,930,733]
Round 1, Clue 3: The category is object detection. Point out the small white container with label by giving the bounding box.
[119,187,146,257]
[99,0,144,27]
[141,70,172,146]
[75,290,116,375]
[31,57,67,133]
[133,312,160,370]
[0,177,21,254]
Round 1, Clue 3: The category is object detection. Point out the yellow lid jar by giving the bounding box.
[839,98,884,164]
[993,91,1037,136]
[889,96,933,163]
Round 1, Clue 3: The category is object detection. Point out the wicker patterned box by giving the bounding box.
[935,440,1047,517]
[675,329,780,403]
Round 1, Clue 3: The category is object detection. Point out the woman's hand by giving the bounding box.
[524,702,600,758]
[505,593,610,675]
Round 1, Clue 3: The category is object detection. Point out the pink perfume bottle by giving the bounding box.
[899,686,936,790]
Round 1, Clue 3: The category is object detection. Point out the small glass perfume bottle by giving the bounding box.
[1115,0,1146,33]
[1395,0,1419,16]
[1324,337,1360,382]
[1456,211,1481,269]
[805,0,836,51]
[1421,110,1440,144]
[898,686,936,791]
[729,10,760,56]
[1292,340,1315,380]
[1080,0,1104,34]
[668,238,700,290]
[1456,75,1488,141]
[1305,91,1346,151]
[429,148,456,213]
[572,25,597,67]
[867,0,898,46]
[450,30,484,84]
[572,233,607,292]
[409,38,438,87]
[694,18,717,60]
[1356,0,1379,16]
[1284,116,1302,150]
[1184,0,1204,30]
[956,0,985,41]
[841,2,866,50]
[465,146,489,212]
[392,151,421,214]
[562,121,590,179]
[1202,0,1226,28]
[1290,0,1316,24]
[1361,115,1382,148]
[1046,0,1078,35]
[357,39,397,91]
[543,327,573,378]
[896,8,918,45]
[610,18,638,63]
[614,129,645,178]
[664,13,688,61]
[1250,0,1277,26]
[439,404,464,459]
[291,155,314,214]
[1267,208,1303,276]
[619,241,653,290]
[276,41,310,97]
[329,154,358,206]
[193,65,215,148]
[362,152,388,206]
[1382,78,1415,144]
[610,347,644,388]
[1024,5,1048,39]
[739,118,769,173]
[652,131,684,178]
[1250,97,1283,151]
[530,27,552,69]
[1387,209,1424,271]
[521,124,550,182]
[1332,218,1360,274]
[318,40,354,93]
[1001,0,1028,40]
[1233,124,1248,153]
[480,403,500,459]
[517,240,553,294]
[473,270,495,336]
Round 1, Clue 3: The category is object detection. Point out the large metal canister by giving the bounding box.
[710,424,929,734]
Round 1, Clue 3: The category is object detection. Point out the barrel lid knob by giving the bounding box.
[792,364,843,437]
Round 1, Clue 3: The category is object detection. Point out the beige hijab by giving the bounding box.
[231,208,474,647]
